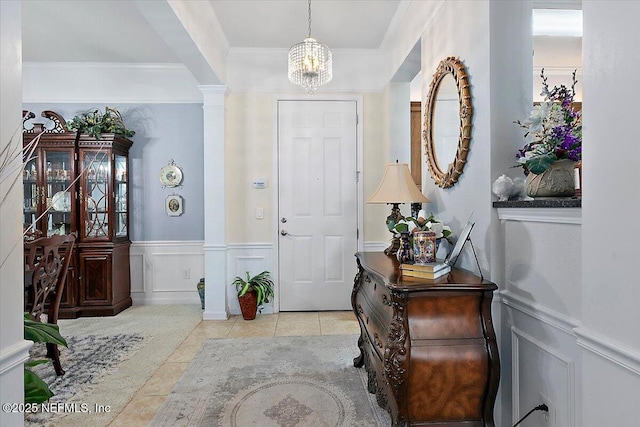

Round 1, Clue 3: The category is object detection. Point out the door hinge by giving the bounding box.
[357,229,359,240]
[356,171,360,182]
[356,114,359,125]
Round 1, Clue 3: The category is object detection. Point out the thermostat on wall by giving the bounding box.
[252,179,267,189]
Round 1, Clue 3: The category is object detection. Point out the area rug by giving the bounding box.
[25,333,145,425]
[150,335,391,426]
[24,304,203,427]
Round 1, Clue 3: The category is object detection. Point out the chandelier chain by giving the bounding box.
[308,0,312,37]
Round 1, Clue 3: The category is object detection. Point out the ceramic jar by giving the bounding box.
[396,233,413,263]
[413,231,437,264]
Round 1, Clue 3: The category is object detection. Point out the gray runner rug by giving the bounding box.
[150,334,391,426]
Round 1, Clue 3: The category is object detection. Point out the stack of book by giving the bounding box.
[399,260,451,280]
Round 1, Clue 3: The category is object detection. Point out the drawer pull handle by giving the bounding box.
[374,333,383,349]
[381,294,392,306]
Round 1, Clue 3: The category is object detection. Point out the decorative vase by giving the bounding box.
[196,278,205,309]
[238,290,258,320]
[413,231,437,264]
[525,159,576,197]
[396,233,413,263]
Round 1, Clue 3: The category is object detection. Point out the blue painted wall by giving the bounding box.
[23,103,204,241]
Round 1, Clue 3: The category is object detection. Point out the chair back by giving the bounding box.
[25,233,76,323]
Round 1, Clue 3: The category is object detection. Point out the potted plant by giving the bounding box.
[66,107,135,140]
[232,271,274,320]
[514,68,582,197]
[392,211,453,263]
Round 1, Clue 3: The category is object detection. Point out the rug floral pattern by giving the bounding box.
[151,335,390,426]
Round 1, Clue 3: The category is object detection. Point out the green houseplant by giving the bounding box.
[66,107,135,140]
[24,313,68,403]
[232,271,274,320]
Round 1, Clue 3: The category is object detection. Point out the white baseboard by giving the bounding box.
[363,241,388,252]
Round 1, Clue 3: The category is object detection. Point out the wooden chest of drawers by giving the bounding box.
[351,252,500,426]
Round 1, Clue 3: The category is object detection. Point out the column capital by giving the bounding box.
[198,85,229,105]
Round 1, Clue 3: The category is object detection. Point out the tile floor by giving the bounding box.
[109,311,360,426]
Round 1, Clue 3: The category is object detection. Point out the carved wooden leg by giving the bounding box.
[367,368,377,394]
[353,335,365,367]
[46,343,65,376]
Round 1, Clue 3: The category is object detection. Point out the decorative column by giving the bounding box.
[199,85,229,320]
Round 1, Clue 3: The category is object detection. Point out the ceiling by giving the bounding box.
[22,0,403,63]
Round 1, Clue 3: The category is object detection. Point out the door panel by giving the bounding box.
[278,100,358,311]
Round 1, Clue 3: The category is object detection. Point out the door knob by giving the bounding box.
[281,217,287,223]
[281,230,289,236]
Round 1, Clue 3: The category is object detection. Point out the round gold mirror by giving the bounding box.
[423,57,473,188]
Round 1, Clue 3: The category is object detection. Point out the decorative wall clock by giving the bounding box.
[159,159,183,188]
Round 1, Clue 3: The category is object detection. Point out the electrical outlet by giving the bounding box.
[539,393,555,426]
[183,268,191,279]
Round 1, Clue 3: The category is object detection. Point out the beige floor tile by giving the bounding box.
[277,312,320,321]
[165,343,204,363]
[109,394,166,426]
[319,311,360,335]
[318,311,356,321]
[275,312,320,335]
[320,320,361,335]
[227,321,277,338]
[137,362,190,396]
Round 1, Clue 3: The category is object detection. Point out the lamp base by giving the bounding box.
[384,236,401,256]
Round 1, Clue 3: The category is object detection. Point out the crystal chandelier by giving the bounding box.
[288,0,332,94]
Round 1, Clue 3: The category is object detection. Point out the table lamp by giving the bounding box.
[367,162,430,255]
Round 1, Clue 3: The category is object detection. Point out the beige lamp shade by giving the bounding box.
[367,163,430,204]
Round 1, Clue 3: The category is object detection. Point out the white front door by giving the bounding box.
[278,100,358,311]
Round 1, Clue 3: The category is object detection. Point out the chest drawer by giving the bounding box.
[356,271,393,355]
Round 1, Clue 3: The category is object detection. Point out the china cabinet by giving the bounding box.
[23,110,133,317]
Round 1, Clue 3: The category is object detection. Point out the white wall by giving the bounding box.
[580,2,640,426]
[0,2,30,426]
[420,0,492,273]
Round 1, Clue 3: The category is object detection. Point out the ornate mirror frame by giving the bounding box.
[423,56,473,188]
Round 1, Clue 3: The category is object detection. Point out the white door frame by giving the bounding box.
[272,93,364,313]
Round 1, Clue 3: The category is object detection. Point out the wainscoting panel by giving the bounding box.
[130,241,204,305]
[511,326,576,427]
[227,244,275,315]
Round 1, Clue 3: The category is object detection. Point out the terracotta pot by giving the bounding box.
[238,290,258,320]
[525,159,576,197]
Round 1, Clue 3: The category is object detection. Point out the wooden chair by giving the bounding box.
[24,233,76,376]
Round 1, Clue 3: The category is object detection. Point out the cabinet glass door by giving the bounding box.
[114,154,127,237]
[43,150,73,237]
[83,151,110,239]
[23,157,38,232]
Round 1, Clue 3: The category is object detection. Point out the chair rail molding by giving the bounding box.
[574,326,640,375]
[501,289,581,336]
[0,340,33,375]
